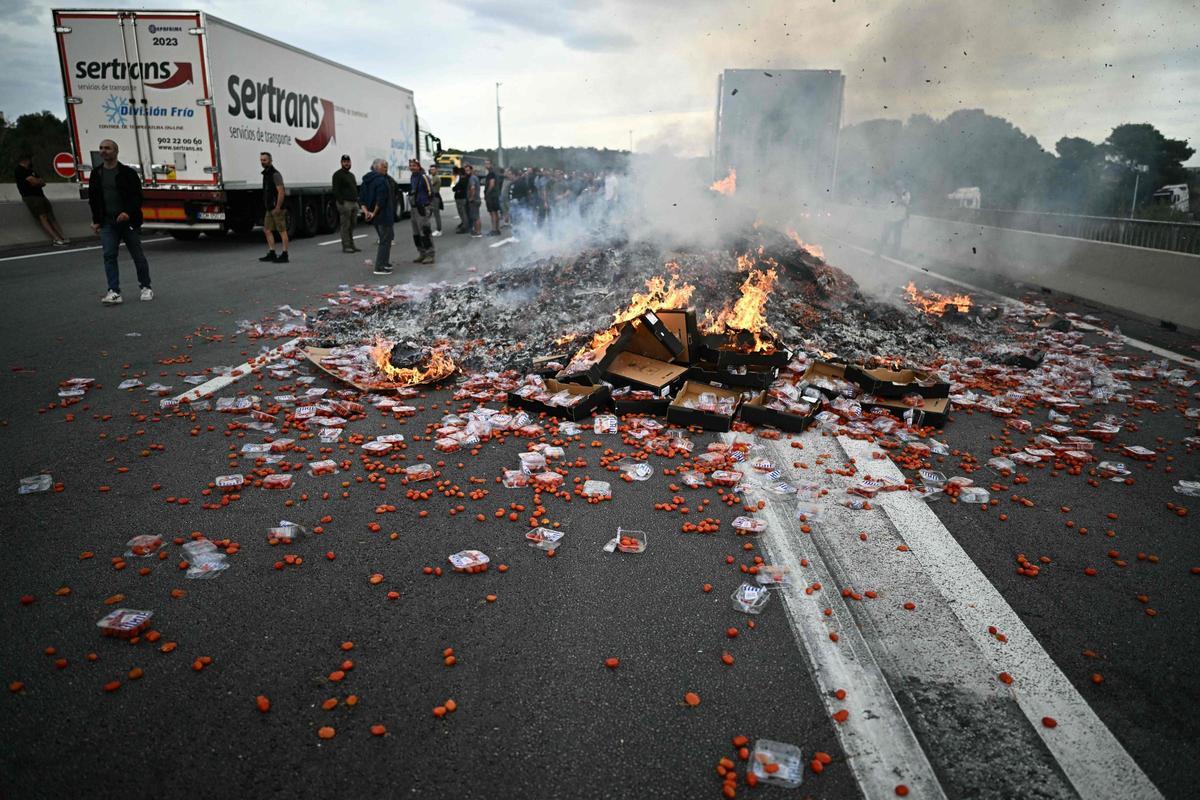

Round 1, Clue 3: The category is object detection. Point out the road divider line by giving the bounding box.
[317,234,368,246]
[171,337,301,404]
[837,435,1164,800]
[0,237,172,263]
[831,238,1195,367]
[722,433,948,800]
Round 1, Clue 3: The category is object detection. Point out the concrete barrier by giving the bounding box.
[812,204,1200,330]
[0,198,97,249]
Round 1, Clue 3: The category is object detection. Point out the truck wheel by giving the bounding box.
[318,197,338,234]
[299,198,321,238]
[395,193,407,222]
[170,231,202,241]
[283,200,300,239]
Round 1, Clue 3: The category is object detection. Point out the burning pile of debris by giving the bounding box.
[297,227,1029,430]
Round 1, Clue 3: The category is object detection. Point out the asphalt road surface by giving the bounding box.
[0,204,1196,800]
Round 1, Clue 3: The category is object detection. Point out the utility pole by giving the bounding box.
[628,129,633,153]
[495,83,504,169]
[1129,164,1144,220]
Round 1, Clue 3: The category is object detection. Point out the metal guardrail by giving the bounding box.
[930,208,1200,255]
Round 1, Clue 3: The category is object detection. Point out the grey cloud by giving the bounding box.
[454,0,636,52]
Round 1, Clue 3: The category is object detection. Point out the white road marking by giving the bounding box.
[317,234,369,246]
[721,432,948,800]
[489,236,517,248]
[833,239,1196,367]
[837,435,1164,800]
[0,238,172,262]
[171,337,301,404]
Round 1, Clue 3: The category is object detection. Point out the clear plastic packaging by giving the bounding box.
[731,582,770,614]
[267,522,303,543]
[526,527,564,551]
[215,474,245,490]
[959,487,991,504]
[261,474,293,490]
[581,480,611,499]
[750,739,804,788]
[918,469,947,488]
[96,608,153,639]
[614,458,654,481]
[1173,480,1200,497]
[518,452,547,474]
[612,527,646,553]
[18,474,52,494]
[308,459,338,477]
[558,421,583,437]
[448,549,490,573]
[756,565,791,586]
[732,516,767,535]
[406,463,435,481]
[360,440,392,455]
[593,415,618,434]
[711,470,743,487]
[987,456,1016,474]
[125,535,163,557]
[679,470,706,488]
[533,471,563,491]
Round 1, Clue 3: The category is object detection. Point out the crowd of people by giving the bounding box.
[12,145,627,302]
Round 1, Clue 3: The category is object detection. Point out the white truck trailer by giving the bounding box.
[52,9,423,238]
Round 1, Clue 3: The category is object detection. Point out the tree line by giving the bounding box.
[836,109,1195,219]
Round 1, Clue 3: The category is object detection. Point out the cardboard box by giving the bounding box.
[844,365,950,399]
[739,391,818,432]
[605,350,689,393]
[648,308,701,365]
[613,394,672,416]
[556,324,636,386]
[801,360,854,399]
[667,380,742,432]
[862,395,950,428]
[699,333,793,368]
[689,362,778,389]
[631,312,684,358]
[507,379,612,421]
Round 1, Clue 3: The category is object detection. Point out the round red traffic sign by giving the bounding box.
[53,152,77,179]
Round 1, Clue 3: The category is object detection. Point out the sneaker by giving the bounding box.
[373,265,393,275]
[52,239,68,247]
[422,254,436,264]
[140,287,153,301]
[431,230,442,237]
[470,233,483,239]
[412,255,426,263]
[351,246,362,252]
[101,290,122,305]
[488,230,502,237]
[258,250,277,262]
[276,252,289,263]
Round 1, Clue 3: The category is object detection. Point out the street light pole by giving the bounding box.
[628,129,633,153]
[1129,166,1141,220]
[495,82,504,170]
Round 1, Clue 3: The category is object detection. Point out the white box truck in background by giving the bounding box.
[53,9,425,238]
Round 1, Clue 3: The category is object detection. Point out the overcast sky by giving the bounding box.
[3,0,1197,162]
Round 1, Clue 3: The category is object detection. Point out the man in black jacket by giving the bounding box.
[88,139,152,305]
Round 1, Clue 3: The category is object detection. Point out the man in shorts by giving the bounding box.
[259,152,289,263]
[15,153,69,245]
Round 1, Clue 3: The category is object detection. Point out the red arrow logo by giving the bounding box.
[145,62,194,89]
[296,99,336,153]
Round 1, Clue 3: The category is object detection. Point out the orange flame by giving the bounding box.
[786,229,825,260]
[702,268,779,352]
[573,275,695,362]
[903,282,973,317]
[710,168,736,195]
[369,340,457,386]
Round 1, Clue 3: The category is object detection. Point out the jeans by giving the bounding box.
[455,198,467,230]
[337,200,358,249]
[410,205,434,256]
[431,203,442,232]
[374,222,394,267]
[101,222,150,293]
